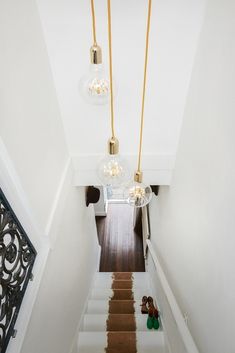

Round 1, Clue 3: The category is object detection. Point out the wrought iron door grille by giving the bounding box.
[0,188,37,353]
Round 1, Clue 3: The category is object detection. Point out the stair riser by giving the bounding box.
[77,332,165,353]
[81,314,160,332]
[87,300,139,314]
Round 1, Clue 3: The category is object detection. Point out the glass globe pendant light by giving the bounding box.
[124,171,152,208]
[79,0,109,105]
[124,0,153,208]
[97,137,129,187]
[97,0,129,187]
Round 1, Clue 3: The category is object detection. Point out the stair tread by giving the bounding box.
[98,272,146,274]
[78,330,164,340]
[93,281,149,289]
[87,299,137,314]
[95,273,149,280]
[91,288,152,300]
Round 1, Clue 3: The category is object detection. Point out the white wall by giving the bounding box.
[21,178,100,353]
[0,0,68,234]
[0,0,69,351]
[149,1,235,352]
[0,2,100,353]
[93,185,107,216]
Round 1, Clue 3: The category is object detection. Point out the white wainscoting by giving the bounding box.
[146,240,199,353]
[142,205,150,258]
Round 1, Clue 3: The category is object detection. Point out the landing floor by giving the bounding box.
[96,203,145,272]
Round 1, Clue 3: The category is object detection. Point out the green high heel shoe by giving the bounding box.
[147,297,160,330]
[153,316,160,330]
[147,307,154,329]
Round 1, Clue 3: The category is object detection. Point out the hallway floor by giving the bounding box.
[96,203,145,272]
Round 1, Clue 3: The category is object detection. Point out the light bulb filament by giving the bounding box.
[88,77,109,96]
[129,186,146,199]
[104,161,123,178]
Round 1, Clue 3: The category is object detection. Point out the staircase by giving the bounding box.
[77,272,166,353]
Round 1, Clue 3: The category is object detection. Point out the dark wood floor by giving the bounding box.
[96,203,145,272]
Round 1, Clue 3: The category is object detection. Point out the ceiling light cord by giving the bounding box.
[137,0,152,173]
[91,0,97,46]
[107,0,115,139]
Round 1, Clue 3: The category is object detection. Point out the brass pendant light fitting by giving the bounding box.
[90,45,102,65]
[134,170,143,183]
[108,136,119,155]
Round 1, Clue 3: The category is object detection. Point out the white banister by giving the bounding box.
[146,239,199,353]
[142,206,150,258]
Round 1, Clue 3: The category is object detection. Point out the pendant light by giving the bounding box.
[97,0,129,187]
[79,0,109,105]
[124,0,153,207]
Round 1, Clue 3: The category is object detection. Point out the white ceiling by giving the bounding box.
[36,0,206,185]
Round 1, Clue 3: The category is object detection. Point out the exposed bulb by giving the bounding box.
[79,45,109,105]
[124,172,152,207]
[97,153,130,188]
[79,63,109,105]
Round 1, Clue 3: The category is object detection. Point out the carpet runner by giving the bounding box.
[77,272,165,353]
[106,272,137,353]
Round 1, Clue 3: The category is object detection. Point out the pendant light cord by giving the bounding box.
[137,0,152,173]
[91,0,97,45]
[107,0,115,139]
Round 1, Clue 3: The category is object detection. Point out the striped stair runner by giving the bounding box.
[77,272,166,353]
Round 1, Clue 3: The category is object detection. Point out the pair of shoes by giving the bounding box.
[147,314,160,329]
[140,296,148,314]
[146,297,160,330]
